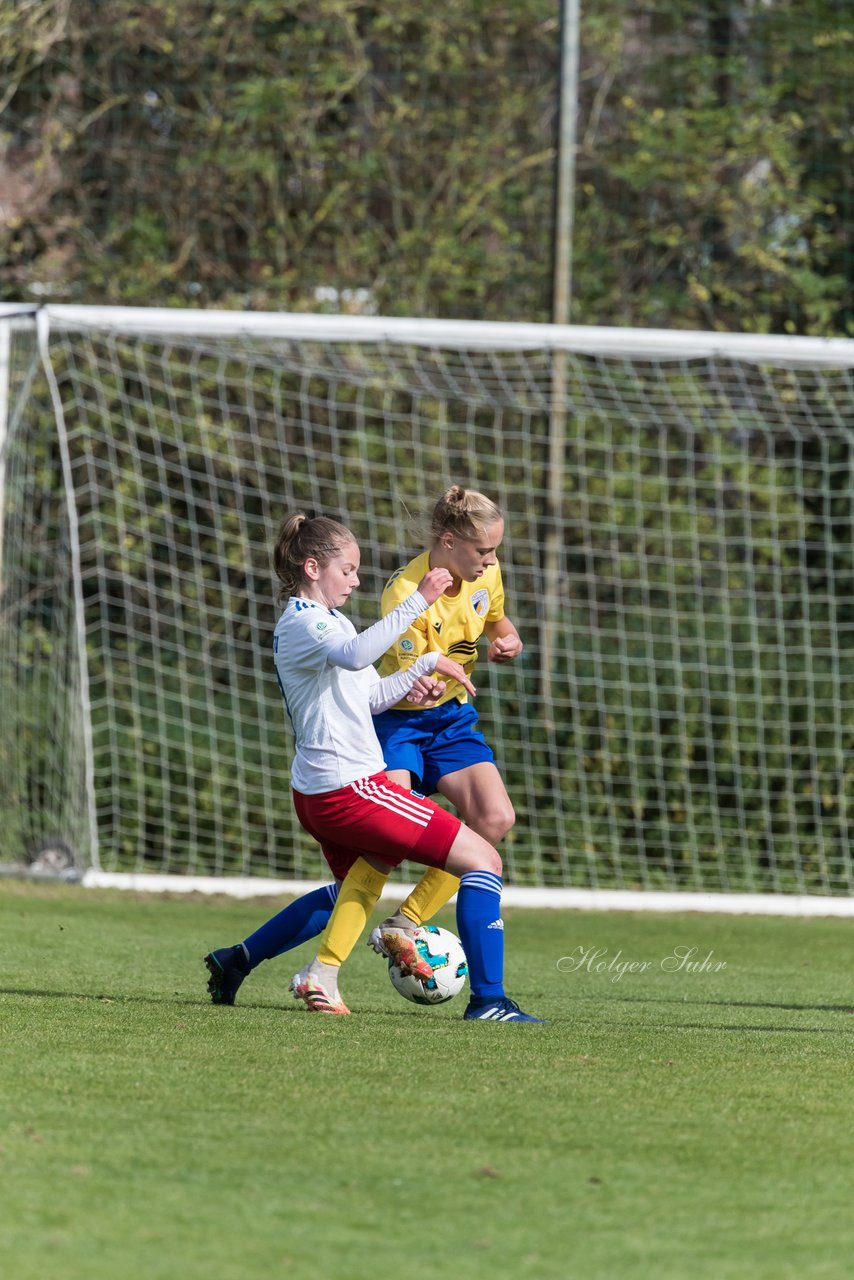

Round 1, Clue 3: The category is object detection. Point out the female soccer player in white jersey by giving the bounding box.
[208,511,542,1022]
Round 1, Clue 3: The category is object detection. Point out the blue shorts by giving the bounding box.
[372,700,495,795]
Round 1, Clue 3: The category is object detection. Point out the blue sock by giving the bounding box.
[455,870,505,1000]
[242,883,339,968]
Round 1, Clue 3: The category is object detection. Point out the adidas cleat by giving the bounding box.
[368,926,433,981]
[204,944,250,1006]
[463,996,546,1023]
[290,966,351,1015]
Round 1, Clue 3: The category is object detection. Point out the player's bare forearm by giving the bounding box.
[485,616,523,664]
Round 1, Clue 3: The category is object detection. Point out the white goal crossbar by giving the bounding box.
[42,303,854,365]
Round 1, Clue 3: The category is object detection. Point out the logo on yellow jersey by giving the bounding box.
[471,589,489,617]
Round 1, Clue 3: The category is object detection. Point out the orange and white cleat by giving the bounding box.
[367,926,433,982]
[289,965,351,1015]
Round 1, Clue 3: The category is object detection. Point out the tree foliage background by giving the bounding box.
[3,2,854,890]
[1,0,852,334]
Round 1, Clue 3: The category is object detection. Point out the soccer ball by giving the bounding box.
[388,925,468,1006]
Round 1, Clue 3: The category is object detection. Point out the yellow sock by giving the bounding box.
[398,868,460,926]
[317,858,389,967]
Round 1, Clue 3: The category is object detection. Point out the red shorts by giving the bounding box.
[292,771,461,882]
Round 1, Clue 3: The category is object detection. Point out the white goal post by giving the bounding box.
[3,303,854,914]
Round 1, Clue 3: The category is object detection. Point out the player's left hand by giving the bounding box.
[487,634,523,663]
[406,674,447,705]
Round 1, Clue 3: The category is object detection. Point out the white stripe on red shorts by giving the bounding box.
[350,775,434,827]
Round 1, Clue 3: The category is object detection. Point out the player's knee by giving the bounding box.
[471,842,502,876]
[475,799,515,845]
[446,828,502,878]
[483,844,502,876]
[469,834,501,875]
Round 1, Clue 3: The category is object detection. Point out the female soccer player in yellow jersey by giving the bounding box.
[367,485,524,961]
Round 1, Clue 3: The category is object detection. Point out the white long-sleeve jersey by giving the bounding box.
[273,590,439,794]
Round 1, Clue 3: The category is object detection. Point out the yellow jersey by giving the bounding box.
[377,550,505,709]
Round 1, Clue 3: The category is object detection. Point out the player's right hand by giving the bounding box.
[406,674,447,705]
[417,567,453,605]
[434,654,476,697]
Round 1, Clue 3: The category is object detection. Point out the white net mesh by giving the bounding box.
[2,308,853,894]
[0,317,90,869]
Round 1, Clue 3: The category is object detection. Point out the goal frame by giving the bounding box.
[3,303,854,915]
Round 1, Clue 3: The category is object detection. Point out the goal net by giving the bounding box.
[3,305,854,902]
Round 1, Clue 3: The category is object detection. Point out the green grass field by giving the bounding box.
[2,880,853,1280]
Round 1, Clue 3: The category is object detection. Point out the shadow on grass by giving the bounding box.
[0,985,563,1025]
[652,1020,854,1035]
[569,992,854,1035]
[0,985,304,1012]
[574,992,854,1015]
